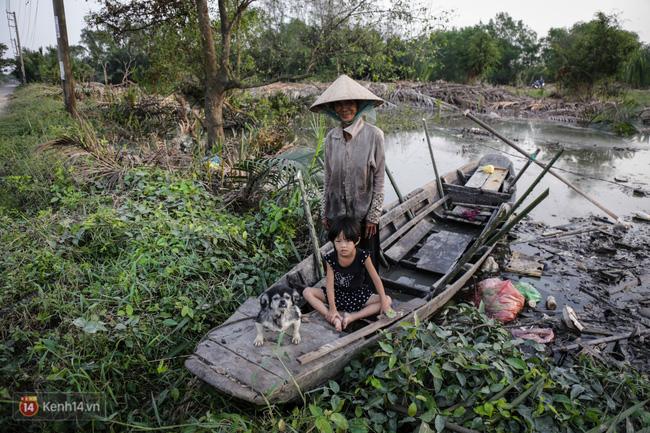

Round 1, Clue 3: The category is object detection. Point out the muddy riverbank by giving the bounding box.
[474,215,650,373]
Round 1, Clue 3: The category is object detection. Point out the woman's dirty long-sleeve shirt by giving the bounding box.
[321,118,385,224]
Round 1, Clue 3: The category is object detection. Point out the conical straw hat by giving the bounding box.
[310,74,384,113]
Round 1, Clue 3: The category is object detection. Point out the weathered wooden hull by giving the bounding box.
[185,156,515,405]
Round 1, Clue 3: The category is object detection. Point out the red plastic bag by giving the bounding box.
[475,278,525,323]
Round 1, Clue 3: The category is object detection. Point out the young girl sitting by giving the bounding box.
[303,216,392,332]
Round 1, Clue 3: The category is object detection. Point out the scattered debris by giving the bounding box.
[633,188,647,197]
[563,305,585,332]
[480,256,499,273]
[546,296,557,310]
[503,215,650,371]
[511,327,555,344]
[633,211,650,222]
[505,251,544,277]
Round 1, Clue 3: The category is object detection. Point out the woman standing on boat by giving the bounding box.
[310,75,385,267]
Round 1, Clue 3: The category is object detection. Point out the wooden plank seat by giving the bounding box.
[483,168,508,191]
[464,166,508,192]
[384,219,434,263]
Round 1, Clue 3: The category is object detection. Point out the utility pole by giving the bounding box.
[6,11,26,84]
[52,0,77,116]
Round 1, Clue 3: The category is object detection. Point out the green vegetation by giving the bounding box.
[2,85,649,432]
[0,85,313,431]
[10,5,650,94]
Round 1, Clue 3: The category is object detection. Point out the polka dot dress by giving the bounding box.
[321,248,375,313]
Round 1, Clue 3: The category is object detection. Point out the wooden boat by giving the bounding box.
[185,154,516,405]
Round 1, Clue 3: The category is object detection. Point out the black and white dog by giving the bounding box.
[254,285,302,346]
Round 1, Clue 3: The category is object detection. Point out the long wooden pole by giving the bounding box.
[509,148,540,188]
[463,110,620,221]
[8,12,26,84]
[296,171,324,280]
[385,164,414,219]
[422,119,447,207]
[558,328,650,352]
[52,0,77,116]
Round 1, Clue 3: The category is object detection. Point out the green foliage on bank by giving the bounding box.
[2,85,649,432]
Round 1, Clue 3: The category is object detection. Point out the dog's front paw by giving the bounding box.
[254,335,264,346]
[292,333,301,345]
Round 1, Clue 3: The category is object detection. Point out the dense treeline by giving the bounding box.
[7,7,650,94]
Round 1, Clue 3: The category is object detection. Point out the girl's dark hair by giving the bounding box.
[328,216,361,243]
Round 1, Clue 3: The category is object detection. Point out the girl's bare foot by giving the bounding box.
[341,313,351,330]
[331,315,343,332]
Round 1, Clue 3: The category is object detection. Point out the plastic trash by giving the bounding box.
[475,278,525,323]
[514,281,541,308]
[546,296,557,310]
[480,164,495,174]
[205,154,222,171]
[511,327,554,344]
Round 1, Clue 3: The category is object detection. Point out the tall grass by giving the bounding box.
[0,85,306,432]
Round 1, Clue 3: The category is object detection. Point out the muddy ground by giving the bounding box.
[474,215,650,372]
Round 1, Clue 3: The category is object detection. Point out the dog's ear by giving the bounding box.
[259,293,269,309]
[292,289,302,305]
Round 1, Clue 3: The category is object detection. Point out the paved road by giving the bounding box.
[0,82,18,114]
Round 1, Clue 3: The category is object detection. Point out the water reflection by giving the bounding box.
[384,118,650,224]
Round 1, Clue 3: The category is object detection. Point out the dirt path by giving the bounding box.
[0,82,18,115]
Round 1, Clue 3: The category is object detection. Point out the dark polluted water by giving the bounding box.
[383,117,650,225]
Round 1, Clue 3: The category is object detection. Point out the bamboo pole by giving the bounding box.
[508,149,563,215]
[422,119,447,208]
[463,110,620,221]
[296,171,324,280]
[485,188,550,246]
[509,148,540,188]
[385,163,414,219]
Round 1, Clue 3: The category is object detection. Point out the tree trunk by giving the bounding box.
[103,63,108,85]
[195,0,223,152]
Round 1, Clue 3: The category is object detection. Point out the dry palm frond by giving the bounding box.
[36,118,193,188]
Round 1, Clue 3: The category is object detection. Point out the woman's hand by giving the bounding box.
[365,222,377,238]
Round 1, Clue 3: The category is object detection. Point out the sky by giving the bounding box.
[1,0,649,55]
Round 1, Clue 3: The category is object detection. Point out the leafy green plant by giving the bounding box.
[315,304,650,433]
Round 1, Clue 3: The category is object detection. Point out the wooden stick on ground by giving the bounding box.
[558,328,650,352]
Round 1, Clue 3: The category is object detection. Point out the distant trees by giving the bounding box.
[485,13,539,85]
[542,12,641,93]
[621,45,650,88]
[15,6,649,135]
[0,43,12,72]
